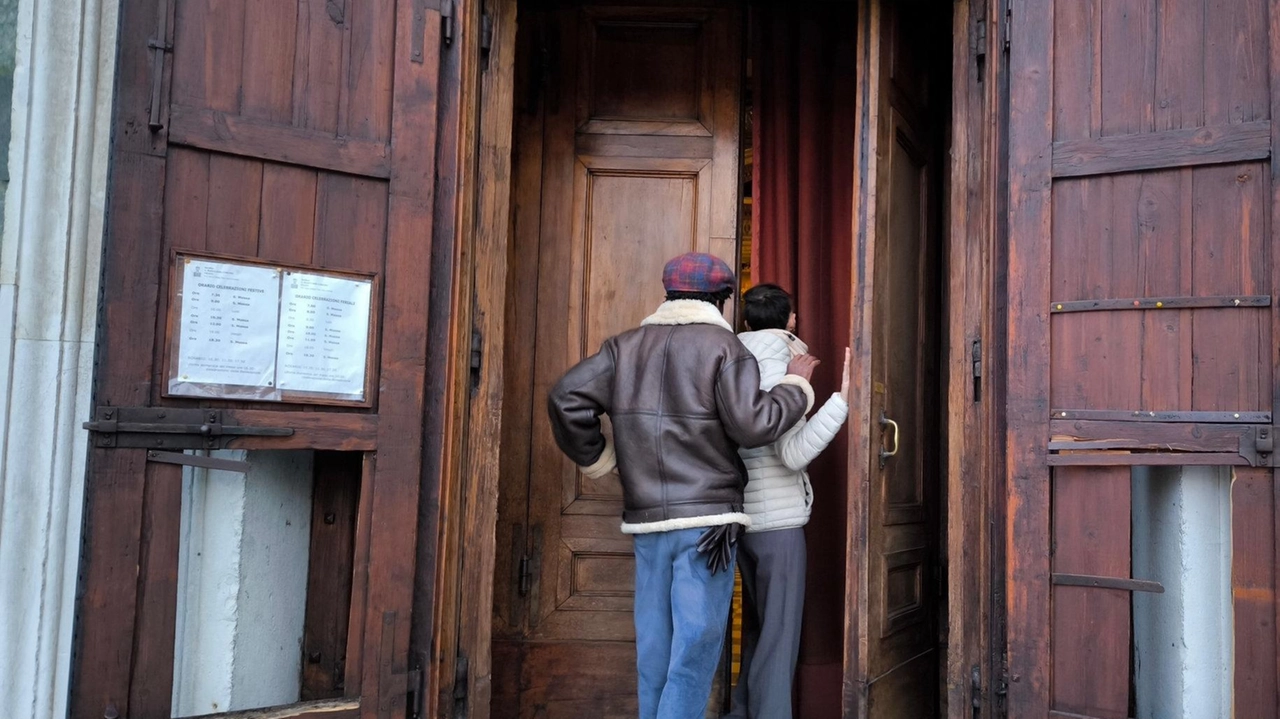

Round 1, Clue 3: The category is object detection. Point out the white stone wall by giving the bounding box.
[0,0,119,716]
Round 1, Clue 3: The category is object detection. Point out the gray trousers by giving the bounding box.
[725,527,806,719]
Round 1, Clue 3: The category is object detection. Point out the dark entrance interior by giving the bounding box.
[491,2,952,716]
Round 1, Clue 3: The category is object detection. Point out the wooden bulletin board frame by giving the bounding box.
[163,251,380,407]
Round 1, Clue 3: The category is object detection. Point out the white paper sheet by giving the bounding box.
[275,271,372,398]
[175,259,281,387]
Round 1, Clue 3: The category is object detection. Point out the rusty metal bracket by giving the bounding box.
[147,450,251,473]
[83,407,293,450]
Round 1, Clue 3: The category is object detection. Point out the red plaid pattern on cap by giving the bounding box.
[661,253,736,294]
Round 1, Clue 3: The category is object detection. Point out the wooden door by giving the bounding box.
[847,0,945,716]
[71,0,448,717]
[494,2,741,715]
[1007,0,1280,716]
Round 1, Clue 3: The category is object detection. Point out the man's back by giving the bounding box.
[548,299,813,532]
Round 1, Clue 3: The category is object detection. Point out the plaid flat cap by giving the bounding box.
[662,252,736,294]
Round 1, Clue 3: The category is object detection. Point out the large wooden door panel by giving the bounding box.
[1007,0,1280,716]
[73,0,443,716]
[850,1,943,716]
[496,2,740,715]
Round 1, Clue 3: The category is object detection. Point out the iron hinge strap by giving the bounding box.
[518,555,532,597]
[83,407,293,449]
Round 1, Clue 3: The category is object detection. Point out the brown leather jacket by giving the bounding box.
[547,300,813,533]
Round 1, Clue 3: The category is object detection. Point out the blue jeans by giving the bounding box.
[633,528,736,719]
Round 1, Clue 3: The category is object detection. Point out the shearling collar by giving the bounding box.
[640,300,733,332]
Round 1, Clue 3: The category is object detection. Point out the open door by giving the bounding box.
[846,0,947,715]
[71,0,446,716]
[493,1,742,714]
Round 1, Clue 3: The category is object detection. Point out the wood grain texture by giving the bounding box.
[1005,0,1054,714]
[455,0,519,715]
[302,453,362,701]
[1052,122,1271,177]
[169,106,393,178]
[492,4,742,715]
[1051,467,1130,718]
[843,2,882,712]
[355,0,444,712]
[77,0,443,714]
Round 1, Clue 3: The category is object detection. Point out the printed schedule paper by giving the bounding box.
[175,259,280,387]
[275,270,372,397]
[169,256,373,402]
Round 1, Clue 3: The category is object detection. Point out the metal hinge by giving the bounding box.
[441,0,456,47]
[1002,0,1012,52]
[973,8,987,67]
[971,337,983,402]
[146,0,175,130]
[970,664,982,714]
[481,11,494,55]
[452,654,470,719]
[405,651,428,719]
[518,555,532,597]
[83,407,293,450]
[470,325,484,393]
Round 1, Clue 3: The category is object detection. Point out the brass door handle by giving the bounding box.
[879,411,899,467]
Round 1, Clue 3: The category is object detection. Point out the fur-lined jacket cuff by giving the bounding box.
[579,435,617,479]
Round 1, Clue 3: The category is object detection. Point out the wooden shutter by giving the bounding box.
[1008,0,1280,717]
[70,0,448,716]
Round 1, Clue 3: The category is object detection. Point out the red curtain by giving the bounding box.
[751,3,856,716]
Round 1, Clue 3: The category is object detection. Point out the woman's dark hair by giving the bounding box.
[666,288,733,304]
[741,283,791,331]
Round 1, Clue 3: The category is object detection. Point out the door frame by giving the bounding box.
[438,2,1009,719]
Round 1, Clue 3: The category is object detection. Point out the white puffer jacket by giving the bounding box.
[738,330,849,532]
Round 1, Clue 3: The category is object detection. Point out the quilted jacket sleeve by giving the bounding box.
[776,393,849,471]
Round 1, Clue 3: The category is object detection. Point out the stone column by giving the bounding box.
[1131,465,1234,719]
[0,0,119,716]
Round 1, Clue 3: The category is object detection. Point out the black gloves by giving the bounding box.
[695,523,743,575]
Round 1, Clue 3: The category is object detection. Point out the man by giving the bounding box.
[548,253,819,719]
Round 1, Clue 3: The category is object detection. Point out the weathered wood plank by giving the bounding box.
[1051,466,1131,718]
[241,1,298,123]
[455,0,519,713]
[218,410,378,452]
[182,698,360,719]
[169,106,392,178]
[1047,451,1247,466]
[1051,573,1163,593]
[1048,419,1250,451]
[1234,468,1279,718]
[302,453,362,700]
[126,463,184,716]
[258,164,319,265]
[1005,0,1055,712]
[356,0,443,709]
[1052,122,1271,177]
